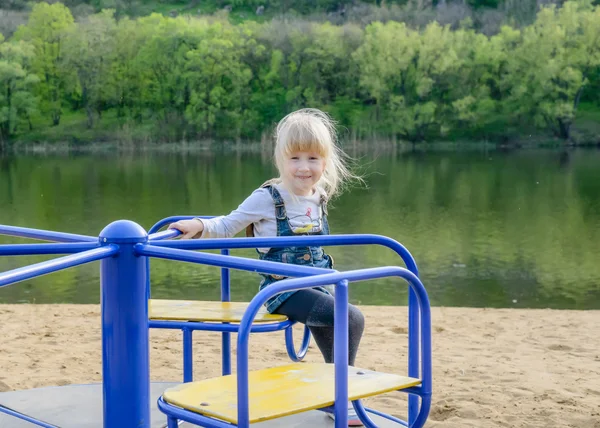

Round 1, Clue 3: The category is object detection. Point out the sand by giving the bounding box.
[0,304,599,428]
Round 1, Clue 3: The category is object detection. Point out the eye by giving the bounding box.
[291,156,299,160]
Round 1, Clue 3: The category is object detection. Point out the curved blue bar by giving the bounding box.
[235,267,432,428]
[148,234,418,276]
[352,400,379,428]
[157,397,233,428]
[148,229,180,241]
[148,216,215,235]
[0,224,97,243]
[0,242,100,256]
[0,245,118,288]
[285,325,311,361]
[134,244,334,278]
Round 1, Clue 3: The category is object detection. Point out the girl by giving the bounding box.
[168,108,365,426]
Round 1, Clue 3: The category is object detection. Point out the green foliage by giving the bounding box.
[14,3,74,126]
[13,2,75,126]
[0,36,39,145]
[3,0,600,145]
[502,1,600,139]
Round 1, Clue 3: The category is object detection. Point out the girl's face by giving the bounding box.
[282,151,326,196]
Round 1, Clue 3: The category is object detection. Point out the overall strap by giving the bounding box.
[267,185,287,220]
[320,193,329,216]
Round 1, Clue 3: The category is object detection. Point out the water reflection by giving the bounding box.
[1,149,599,309]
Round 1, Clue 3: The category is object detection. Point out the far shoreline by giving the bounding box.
[3,138,600,156]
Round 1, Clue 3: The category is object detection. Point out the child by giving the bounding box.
[168,108,365,426]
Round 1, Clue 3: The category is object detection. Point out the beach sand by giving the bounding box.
[0,305,598,428]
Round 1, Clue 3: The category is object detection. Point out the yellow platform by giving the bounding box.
[149,299,288,323]
[163,363,421,424]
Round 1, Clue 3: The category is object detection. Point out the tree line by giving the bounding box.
[0,0,599,148]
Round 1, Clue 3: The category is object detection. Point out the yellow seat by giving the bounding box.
[162,363,421,424]
[149,299,288,323]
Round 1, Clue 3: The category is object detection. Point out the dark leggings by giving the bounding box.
[274,288,365,366]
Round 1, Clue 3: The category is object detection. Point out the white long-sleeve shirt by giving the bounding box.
[199,184,326,252]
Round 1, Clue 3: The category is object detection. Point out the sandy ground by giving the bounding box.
[0,304,599,428]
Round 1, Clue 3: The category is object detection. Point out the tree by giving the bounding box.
[62,10,118,128]
[0,36,39,148]
[353,21,459,141]
[503,0,600,139]
[184,20,253,138]
[13,2,74,126]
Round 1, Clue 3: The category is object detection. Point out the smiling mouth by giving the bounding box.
[296,176,311,180]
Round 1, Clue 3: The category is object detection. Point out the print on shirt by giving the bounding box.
[290,206,322,233]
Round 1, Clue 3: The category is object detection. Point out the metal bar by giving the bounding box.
[0,224,97,243]
[352,400,379,428]
[0,404,59,428]
[99,220,150,428]
[408,289,420,425]
[148,229,179,241]
[334,280,349,428]
[135,244,333,278]
[363,404,408,427]
[148,319,293,333]
[220,249,231,301]
[148,234,418,276]
[220,249,231,376]
[284,325,311,361]
[410,395,432,428]
[183,328,193,383]
[167,416,179,428]
[157,397,234,428]
[148,216,215,235]
[236,266,432,428]
[0,242,100,256]
[0,246,118,288]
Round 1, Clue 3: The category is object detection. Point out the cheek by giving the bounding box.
[284,162,296,174]
[316,161,326,174]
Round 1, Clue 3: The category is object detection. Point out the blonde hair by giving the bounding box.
[264,108,360,200]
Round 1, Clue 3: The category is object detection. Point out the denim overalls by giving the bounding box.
[253,185,334,313]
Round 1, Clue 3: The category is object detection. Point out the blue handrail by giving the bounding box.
[0,224,97,243]
[0,242,100,256]
[234,267,432,428]
[135,244,334,277]
[147,216,421,418]
[0,246,118,288]
[155,265,432,428]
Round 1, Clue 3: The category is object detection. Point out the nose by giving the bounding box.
[298,161,309,171]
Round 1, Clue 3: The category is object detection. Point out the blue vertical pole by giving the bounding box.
[408,288,420,425]
[99,220,150,428]
[183,328,193,382]
[220,249,231,376]
[334,280,349,428]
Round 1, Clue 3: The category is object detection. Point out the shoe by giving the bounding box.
[323,402,364,426]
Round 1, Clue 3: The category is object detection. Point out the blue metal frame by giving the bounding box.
[0,219,431,428]
[156,266,432,428]
[146,215,421,406]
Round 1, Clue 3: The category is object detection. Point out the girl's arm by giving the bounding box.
[168,188,272,240]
